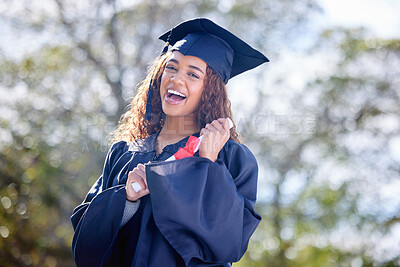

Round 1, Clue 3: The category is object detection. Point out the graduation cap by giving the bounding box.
[145,18,269,121]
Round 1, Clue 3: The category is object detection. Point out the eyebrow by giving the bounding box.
[168,58,205,74]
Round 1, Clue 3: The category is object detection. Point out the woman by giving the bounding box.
[71,18,268,266]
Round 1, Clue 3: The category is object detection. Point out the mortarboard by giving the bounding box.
[145,18,269,121]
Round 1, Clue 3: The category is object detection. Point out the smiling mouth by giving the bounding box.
[165,89,187,104]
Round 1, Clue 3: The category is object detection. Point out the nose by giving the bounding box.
[170,70,184,85]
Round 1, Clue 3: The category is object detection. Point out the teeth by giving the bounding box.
[168,89,186,98]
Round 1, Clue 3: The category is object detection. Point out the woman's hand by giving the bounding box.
[125,163,150,202]
[199,118,230,162]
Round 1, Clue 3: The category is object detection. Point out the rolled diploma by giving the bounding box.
[131,182,142,192]
[165,118,234,162]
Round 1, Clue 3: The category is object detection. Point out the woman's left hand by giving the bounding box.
[126,164,150,202]
[199,118,230,162]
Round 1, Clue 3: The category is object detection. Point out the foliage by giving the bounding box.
[237,28,400,266]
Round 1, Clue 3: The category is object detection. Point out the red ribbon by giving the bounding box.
[173,135,201,160]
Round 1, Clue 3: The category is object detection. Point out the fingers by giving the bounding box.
[198,118,231,162]
[128,171,148,191]
[125,165,149,202]
[130,165,147,183]
[127,174,148,193]
[204,120,226,135]
[217,118,230,131]
[204,120,229,136]
[212,119,229,135]
[200,118,231,137]
[137,163,145,172]
[134,164,146,180]
[204,123,219,133]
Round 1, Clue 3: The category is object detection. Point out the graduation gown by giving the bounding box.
[71,132,261,266]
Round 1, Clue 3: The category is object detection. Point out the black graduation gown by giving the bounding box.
[71,132,261,266]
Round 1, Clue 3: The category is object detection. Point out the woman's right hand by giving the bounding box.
[125,163,150,202]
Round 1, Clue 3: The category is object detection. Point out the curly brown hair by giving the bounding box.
[110,52,240,143]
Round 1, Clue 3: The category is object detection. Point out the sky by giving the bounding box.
[317,0,400,38]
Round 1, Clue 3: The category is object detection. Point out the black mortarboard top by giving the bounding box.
[145,18,269,121]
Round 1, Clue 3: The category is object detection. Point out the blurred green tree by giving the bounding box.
[235,29,400,266]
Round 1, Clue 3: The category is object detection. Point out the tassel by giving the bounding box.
[145,80,154,121]
[161,41,170,55]
[161,30,172,55]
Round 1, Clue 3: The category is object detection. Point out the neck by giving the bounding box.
[160,114,200,137]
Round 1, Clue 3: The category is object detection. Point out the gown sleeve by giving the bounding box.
[145,141,261,265]
[70,141,128,267]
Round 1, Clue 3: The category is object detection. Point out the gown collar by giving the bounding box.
[127,130,200,154]
[127,132,159,153]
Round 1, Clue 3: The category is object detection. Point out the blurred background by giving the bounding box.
[0,0,399,266]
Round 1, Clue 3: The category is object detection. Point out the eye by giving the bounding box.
[165,65,177,71]
[188,72,200,79]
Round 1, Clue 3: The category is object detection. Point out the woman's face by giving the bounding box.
[160,51,207,119]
